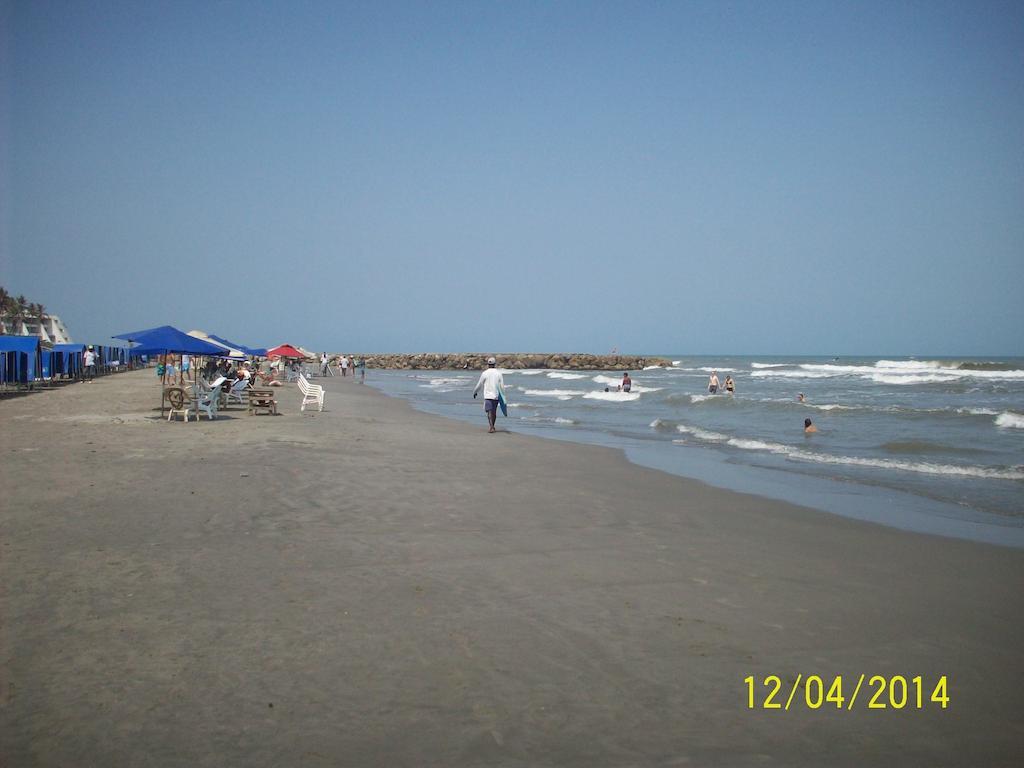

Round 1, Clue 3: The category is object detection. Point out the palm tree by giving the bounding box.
[15,295,27,318]
[36,302,47,320]
[0,287,9,314]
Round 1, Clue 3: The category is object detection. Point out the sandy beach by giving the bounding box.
[1,369,1022,767]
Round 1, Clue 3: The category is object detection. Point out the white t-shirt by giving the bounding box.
[340,356,349,369]
[83,350,95,366]
[473,368,504,400]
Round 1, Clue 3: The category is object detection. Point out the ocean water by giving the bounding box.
[366,356,1024,546]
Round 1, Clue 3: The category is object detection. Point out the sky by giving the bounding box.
[2,0,1022,355]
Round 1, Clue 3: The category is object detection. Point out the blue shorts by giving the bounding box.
[484,398,499,412]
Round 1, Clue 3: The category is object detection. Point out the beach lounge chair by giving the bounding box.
[297,374,324,412]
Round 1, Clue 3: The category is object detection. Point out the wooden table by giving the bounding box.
[247,388,278,415]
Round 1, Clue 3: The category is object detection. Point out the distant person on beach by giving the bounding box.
[83,346,96,382]
[340,355,349,377]
[724,375,735,394]
[621,372,632,393]
[320,353,329,376]
[708,371,719,394]
[804,418,818,434]
[473,356,505,433]
[357,356,366,383]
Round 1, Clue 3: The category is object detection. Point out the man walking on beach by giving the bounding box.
[83,346,96,382]
[473,357,504,433]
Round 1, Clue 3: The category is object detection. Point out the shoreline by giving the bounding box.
[366,370,1024,549]
[2,370,1022,765]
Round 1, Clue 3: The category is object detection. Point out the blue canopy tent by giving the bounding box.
[0,335,43,388]
[51,343,85,380]
[112,325,232,413]
[112,325,227,356]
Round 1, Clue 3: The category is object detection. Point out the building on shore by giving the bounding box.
[0,313,74,344]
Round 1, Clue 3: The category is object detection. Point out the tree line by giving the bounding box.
[0,286,48,321]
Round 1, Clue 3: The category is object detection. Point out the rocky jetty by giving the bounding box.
[352,353,671,371]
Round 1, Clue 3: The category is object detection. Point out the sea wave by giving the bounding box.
[867,373,961,385]
[995,412,1024,429]
[750,370,836,379]
[546,372,587,380]
[675,424,730,442]
[592,374,622,386]
[583,390,641,402]
[522,388,586,397]
[672,360,682,366]
[649,418,679,432]
[643,365,663,370]
[672,424,1024,480]
[751,360,1024,383]
[750,362,790,369]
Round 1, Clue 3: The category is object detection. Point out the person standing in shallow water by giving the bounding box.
[708,370,719,394]
[473,357,505,433]
[724,375,735,394]
[620,372,632,392]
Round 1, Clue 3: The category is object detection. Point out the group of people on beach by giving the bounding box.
[319,353,366,382]
[472,360,820,435]
[706,370,735,394]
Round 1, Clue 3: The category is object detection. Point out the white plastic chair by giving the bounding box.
[297,374,325,412]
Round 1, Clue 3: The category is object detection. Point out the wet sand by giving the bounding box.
[1,369,1022,766]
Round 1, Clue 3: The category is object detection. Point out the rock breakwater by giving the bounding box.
[351,353,670,371]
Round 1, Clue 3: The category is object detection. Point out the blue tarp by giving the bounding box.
[50,344,83,378]
[0,335,43,384]
[112,325,226,356]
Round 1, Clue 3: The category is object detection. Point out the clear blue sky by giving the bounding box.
[2,0,1022,355]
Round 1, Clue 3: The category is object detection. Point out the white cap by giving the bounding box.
[487,356,496,364]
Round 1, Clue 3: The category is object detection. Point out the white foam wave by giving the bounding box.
[957,408,999,416]
[697,367,739,372]
[546,372,587,380]
[752,361,1024,383]
[672,360,682,366]
[583,390,641,402]
[868,373,960,385]
[875,359,950,370]
[522,388,586,397]
[630,385,662,394]
[592,374,621,386]
[517,370,545,375]
[554,417,576,425]
[642,365,663,370]
[995,412,1024,429]
[690,394,714,403]
[751,370,836,379]
[675,424,729,442]
[673,423,1024,480]
[751,362,789,369]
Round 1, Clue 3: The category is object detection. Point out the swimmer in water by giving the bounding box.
[708,371,719,394]
[797,393,806,403]
[804,418,818,433]
[621,372,632,393]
